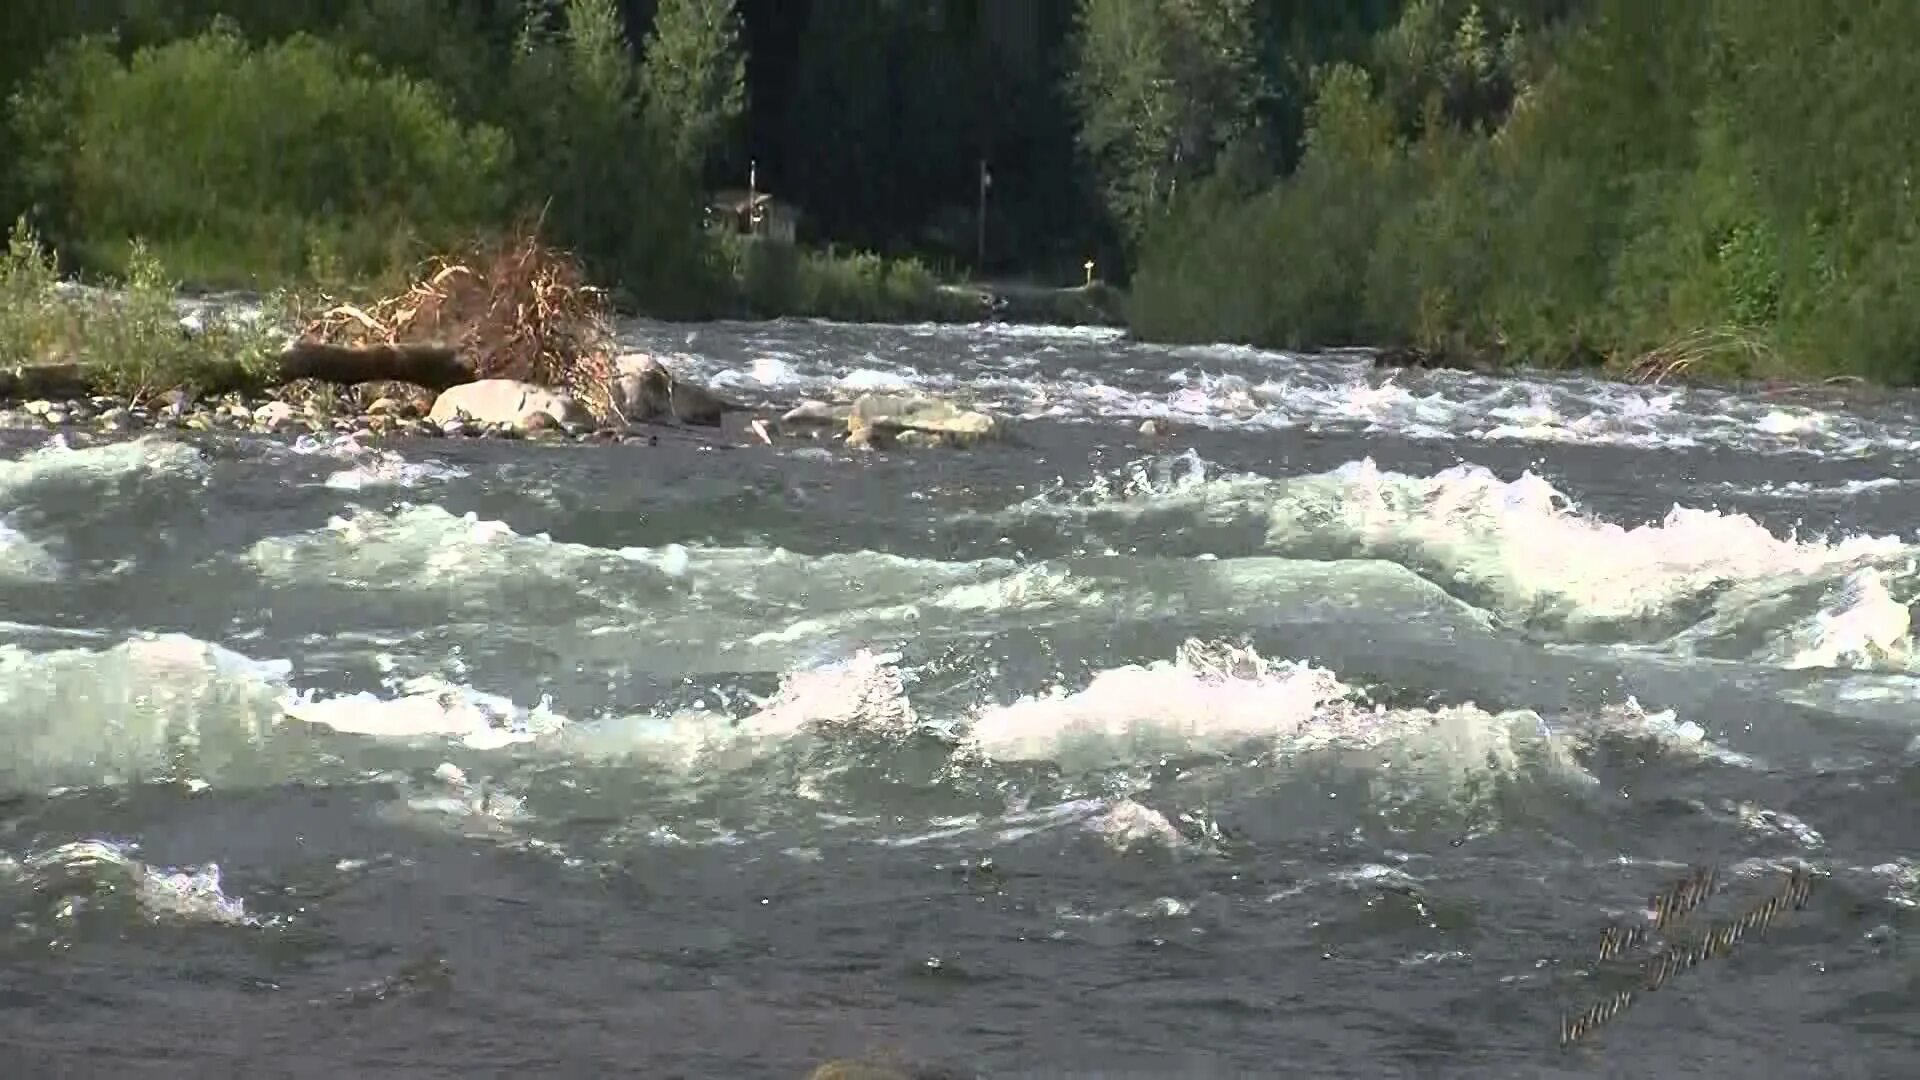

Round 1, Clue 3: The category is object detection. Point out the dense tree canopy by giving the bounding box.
[5,0,1920,379]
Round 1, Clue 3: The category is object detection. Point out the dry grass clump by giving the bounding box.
[1615,325,1778,386]
[302,222,617,418]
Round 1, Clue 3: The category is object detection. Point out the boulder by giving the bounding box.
[780,399,847,427]
[428,379,590,430]
[609,353,735,427]
[254,400,298,431]
[847,392,1004,446]
[806,1063,914,1080]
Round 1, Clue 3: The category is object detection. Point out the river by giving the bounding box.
[1,318,1916,1078]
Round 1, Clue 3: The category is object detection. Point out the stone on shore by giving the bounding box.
[609,353,735,427]
[429,379,590,431]
[254,400,298,431]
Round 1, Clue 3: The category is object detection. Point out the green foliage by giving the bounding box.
[12,27,508,288]
[1067,0,1267,246]
[725,234,973,323]
[639,0,748,179]
[1126,0,1920,384]
[0,219,283,397]
[0,219,67,369]
[503,0,722,315]
[1130,63,1407,347]
[4,0,1919,379]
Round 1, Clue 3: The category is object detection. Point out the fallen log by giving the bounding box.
[0,363,93,401]
[277,341,472,390]
[1,342,473,401]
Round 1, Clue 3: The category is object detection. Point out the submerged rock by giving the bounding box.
[778,392,1006,450]
[781,399,846,427]
[845,392,1004,448]
[429,379,590,431]
[805,1060,974,1080]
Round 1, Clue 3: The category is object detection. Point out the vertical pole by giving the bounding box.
[977,159,991,274]
[748,159,758,236]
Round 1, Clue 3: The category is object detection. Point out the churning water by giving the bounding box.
[1,318,1917,1077]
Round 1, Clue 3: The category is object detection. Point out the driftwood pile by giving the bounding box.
[292,226,618,419]
[0,224,622,412]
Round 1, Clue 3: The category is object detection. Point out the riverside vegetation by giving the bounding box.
[0,215,1011,454]
[2,0,1917,394]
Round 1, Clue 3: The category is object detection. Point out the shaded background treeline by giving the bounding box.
[0,0,1124,310]
[2,0,1917,381]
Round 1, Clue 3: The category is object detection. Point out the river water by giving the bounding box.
[1,319,1916,1078]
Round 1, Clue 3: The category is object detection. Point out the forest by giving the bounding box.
[3,0,1916,380]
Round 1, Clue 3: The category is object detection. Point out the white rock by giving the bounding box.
[781,400,844,426]
[254,401,297,430]
[428,379,589,430]
[849,392,1002,441]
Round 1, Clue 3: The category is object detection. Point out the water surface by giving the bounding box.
[1,319,1916,1077]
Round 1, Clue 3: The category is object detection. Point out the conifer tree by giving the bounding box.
[639,0,748,181]
[1067,0,1266,245]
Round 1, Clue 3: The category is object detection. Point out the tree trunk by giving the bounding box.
[2,343,477,401]
[276,342,475,390]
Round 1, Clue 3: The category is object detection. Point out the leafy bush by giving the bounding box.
[500,0,722,318]
[722,233,970,322]
[1125,0,1920,383]
[11,26,509,288]
[1130,63,1408,347]
[792,249,971,323]
[0,219,284,398]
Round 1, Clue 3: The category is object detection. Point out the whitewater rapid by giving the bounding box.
[3,320,1917,1076]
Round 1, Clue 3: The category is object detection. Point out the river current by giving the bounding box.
[1,318,1916,1078]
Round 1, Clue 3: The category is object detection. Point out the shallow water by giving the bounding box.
[2,318,1917,1078]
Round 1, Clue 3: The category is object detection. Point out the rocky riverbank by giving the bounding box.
[0,389,641,444]
[0,363,1017,453]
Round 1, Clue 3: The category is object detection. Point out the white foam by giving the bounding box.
[965,640,1594,814]
[0,632,579,791]
[0,634,291,791]
[247,507,1104,673]
[967,640,1351,766]
[0,520,63,582]
[608,317,1920,455]
[246,505,674,612]
[565,648,918,771]
[287,677,567,750]
[1271,458,1907,629]
[1011,456,1914,661]
[286,434,470,490]
[1780,569,1912,670]
[18,840,257,926]
[0,435,208,500]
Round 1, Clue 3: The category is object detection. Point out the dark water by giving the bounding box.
[1,321,1917,1078]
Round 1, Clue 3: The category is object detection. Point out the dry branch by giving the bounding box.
[1620,326,1776,385]
[297,223,618,419]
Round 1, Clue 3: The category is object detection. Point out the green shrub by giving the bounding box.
[1124,0,1920,383]
[1130,62,1407,348]
[0,219,284,398]
[499,0,723,319]
[721,238,969,322]
[11,26,509,289]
